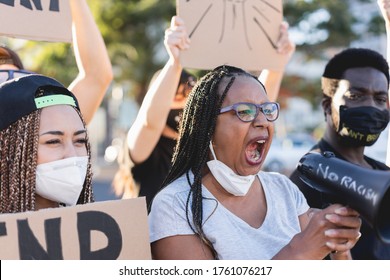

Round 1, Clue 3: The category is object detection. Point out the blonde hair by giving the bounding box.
[112,141,139,199]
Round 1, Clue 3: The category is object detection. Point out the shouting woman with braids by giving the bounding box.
[0,74,93,213]
[114,15,296,209]
[148,65,362,260]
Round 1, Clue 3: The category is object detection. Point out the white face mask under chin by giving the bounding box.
[35,156,88,206]
[206,142,255,196]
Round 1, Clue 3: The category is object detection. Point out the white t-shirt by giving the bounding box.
[148,171,309,260]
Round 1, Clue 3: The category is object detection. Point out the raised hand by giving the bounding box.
[164,16,191,63]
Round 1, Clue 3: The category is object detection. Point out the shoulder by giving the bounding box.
[154,174,190,199]
[259,171,309,216]
[364,156,390,170]
[259,171,306,199]
[259,171,295,187]
[148,173,195,242]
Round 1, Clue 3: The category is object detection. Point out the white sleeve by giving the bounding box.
[148,183,195,243]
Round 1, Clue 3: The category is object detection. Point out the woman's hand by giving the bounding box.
[164,16,191,63]
[287,204,361,259]
[322,206,362,259]
[378,0,390,26]
[275,21,295,60]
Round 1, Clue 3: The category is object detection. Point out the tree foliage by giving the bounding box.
[285,0,386,57]
[14,0,176,104]
[8,0,387,105]
[93,0,176,103]
[282,0,386,104]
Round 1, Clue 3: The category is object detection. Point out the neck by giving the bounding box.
[202,171,232,198]
[323,128,372,168]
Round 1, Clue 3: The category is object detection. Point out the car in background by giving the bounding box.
[263,133,317,176]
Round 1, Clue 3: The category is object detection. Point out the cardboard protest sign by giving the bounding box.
[0,198,151,260]
[0,0,72,42]
[177,0,285,71]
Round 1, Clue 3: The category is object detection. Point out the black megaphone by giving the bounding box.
[297,151,390,244]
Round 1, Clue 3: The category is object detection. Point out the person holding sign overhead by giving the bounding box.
[0,0,113,124]
[148,65,362,260]
[113,15,295,209]
[0,74,93,213]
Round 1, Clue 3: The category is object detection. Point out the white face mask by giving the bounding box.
[35,156,88,206]
[206,142,255,196]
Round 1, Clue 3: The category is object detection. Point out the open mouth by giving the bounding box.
[245,139,267,165]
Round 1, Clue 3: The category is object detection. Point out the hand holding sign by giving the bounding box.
[164,16,191,63]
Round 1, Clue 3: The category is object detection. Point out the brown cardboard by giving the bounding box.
[0,198,151,260]
[0,0,72,42]
[177,0,286,71]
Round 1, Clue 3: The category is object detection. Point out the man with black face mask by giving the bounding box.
[290,47,390,259]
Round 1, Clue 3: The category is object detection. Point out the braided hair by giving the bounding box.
[75,109,94,205]
[0,108,94,214]
[162,65,263,258]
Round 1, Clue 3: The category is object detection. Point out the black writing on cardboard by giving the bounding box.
[0,210,123,260]
[0,0,59,12]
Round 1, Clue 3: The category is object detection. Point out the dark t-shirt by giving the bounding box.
[131,135,176,210]
[290,138,390,260]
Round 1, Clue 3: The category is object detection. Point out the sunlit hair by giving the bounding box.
[160,65,264,258]
[112,140,139,199]
[0,46,24,69]
[0,107,93,214]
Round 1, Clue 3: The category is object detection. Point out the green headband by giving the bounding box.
[0,75,80,131]
[35,95,77,109]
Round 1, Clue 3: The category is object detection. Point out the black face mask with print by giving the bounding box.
[337,105,389,146]
[166,108,182,133]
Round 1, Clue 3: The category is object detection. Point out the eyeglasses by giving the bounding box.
[220,102,280,122]
[0,69,34,84]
